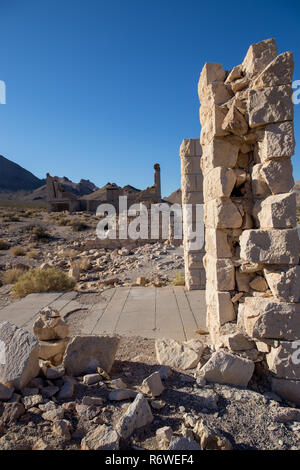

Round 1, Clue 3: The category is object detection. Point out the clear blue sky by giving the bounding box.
[0,0,299,197]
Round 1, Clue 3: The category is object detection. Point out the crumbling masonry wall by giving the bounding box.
[198,38,300,404]
[180,139,205,290]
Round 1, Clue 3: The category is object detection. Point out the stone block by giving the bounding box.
[201,138,239,174]
[204,167,236,202]
[205,228,232,258]
[264,266,300,303]
[0,321,39,390]
[200,105,228,145]
[181,191,203,204]
[272,378,300,406]
[259,122,295,161]
[260,159,294,194]
[180,139,202,158]
[251,164,271,197]
[204,254,235,291]
[253,193,297,228]
[205,198,243,229]
[253,51,294,90]
[199,350,255,386]
[63,335,120,376]
[240,229,299,265]
[242,38,277,77]
[155,338,203,370]
[198,81,232,106]
[248,85,293,128]
[198,63,226,102]
[266,342,300,380]
[206,291,236,326]
[222,105,248,136]
[243,297,300,341]
[181,156,201,175]
[181,174,203,192]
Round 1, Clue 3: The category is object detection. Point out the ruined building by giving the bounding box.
[46,164,162,212]
[181,38,300,404]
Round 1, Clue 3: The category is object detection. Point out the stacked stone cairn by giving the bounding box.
[198,38,300,404]
[33,306,70,366]
[180,139,206,290]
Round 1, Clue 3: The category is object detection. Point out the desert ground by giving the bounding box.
[0,204,299,451]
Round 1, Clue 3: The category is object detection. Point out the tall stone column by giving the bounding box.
[199,38,300,405]
[180,139,205,290]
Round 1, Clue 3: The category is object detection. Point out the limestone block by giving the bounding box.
[253,52,294,90]
[223,333,255,351]
[204,254,235,291]
[240,229,299,265]
[205,228,232,258]
[251,164,271,197]
[259,122,295,161]
[39,338,69,361]
[181,156,201,175]
[205,198,243,229]
[233,169,247,187]
[221,105,248,136]
[201,139,239,175]
[206,291,236,326]
[225,64,243,83]
[81,425,119,450]
[198,63,226,102]
[63,335,120,375]
[266,342,300,380]
[253,193,297,228]
[260,159,294,194]
[200,105,228,145]
[185,269,205,290]
[264,266,300,303]
[248,85,293,128]
[185,252,205,269]
[242,38,277,78]
[272,378,300,406]
[181,174,203,192]
[231,76,249,94]
[0,321,39,390]
[243,297,300,341]
[180,139,202,158]
[204,167,236,202]
[236,270,252,292]
[249,275,268,292]
[141,372,164,397]
[199,350,254,386]
[155,338,203,370]
[198,81,232,106]
[182,191,203,204]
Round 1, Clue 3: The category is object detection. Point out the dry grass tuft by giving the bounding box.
[171,271,185,286]
[12,267,76,298]
[0,239,10,250]
[1,267,26,285]
[9,246,26,257]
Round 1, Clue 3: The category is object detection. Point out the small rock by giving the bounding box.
[81,424,119,450]
[151,400,165,410]
[82,396,104,406]
[141,372,164,397]
[168,436,201,450]
[22,394,44,409]
[52,419,72,440]
[46,365,65,380]
[108,388,138,401]
[83,373,101,385]
[0,383,14,401]
[57,376,75,399]
[110,378,127,389]
[42,406,64,422]
[116,393,153,439]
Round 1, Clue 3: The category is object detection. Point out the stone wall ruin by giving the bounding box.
[192,38,299,404]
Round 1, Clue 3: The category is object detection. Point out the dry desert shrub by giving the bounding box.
[171,271,185,286]
[26,224,51,241]
[1,267,26,285]
[26,250,39,259]
[9,246,26,257]
[0,239,10,250]
[12,267,76,298]
[58,248,79,259]
[69,219,89,232]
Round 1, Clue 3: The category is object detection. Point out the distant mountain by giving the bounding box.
[165,188,182,204]
[0,155,44,193]
[24,176,98,201]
